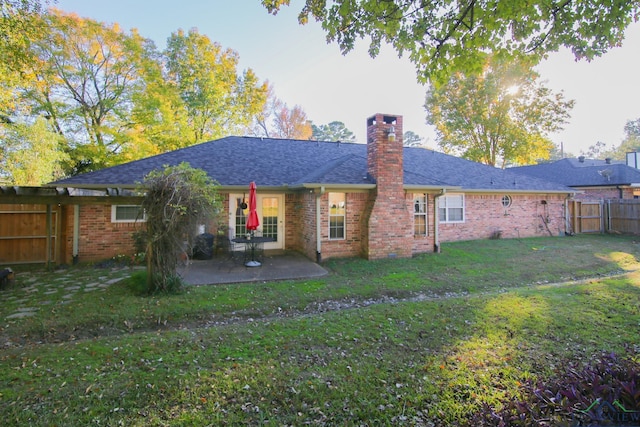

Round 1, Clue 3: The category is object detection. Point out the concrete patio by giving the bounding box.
[180,250,328,286]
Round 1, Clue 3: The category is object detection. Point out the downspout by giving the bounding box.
[316,186,325,263]
[73,205,80,264]
[433,189,446,253]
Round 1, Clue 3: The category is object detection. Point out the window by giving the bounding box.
[234,197,248,237]
[111,205,145,223]
[328,192,345,239]
[438,194,464,223]
[414,194,427,235]
[501,195,512,208]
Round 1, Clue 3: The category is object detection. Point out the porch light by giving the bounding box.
[387,125,396,141]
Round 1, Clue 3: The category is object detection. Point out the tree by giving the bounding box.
[311,121,356,142]
[583,118,640,160]
[165,28,268,143]
[262,0,639,84]
[426,57,574,168]
[121,36,192,160]
[250,88,312,139]
[272,102,312,139]
[22,9,144,174]
[140,163,222,294]
[403,131,424,147]
[0,0,47,121]
[0,117,68,184]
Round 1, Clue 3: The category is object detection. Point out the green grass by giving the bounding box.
[1,234,639,426]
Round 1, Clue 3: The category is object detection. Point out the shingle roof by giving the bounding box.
[50,136,572,193]
[509,158,640,187]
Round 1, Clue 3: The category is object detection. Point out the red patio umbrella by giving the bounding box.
[246,181,260,233]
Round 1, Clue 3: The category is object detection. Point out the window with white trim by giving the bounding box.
[111,205,146,223]
[438,194,464,223]
[414,194,427,235]
[328,192,345,240]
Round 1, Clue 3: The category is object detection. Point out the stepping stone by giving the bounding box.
[6,307,38,319]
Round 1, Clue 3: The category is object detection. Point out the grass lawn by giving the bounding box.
[1,234,639,426]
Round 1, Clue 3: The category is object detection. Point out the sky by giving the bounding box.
[54,0,640,156]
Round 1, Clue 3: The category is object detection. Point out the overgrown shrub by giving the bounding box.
[471,348,640,426]
[140,163,221,294]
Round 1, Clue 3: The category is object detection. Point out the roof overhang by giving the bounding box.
[1,185,142,205]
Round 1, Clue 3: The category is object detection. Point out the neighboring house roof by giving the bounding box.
[509,158,640,187]
[49,136,572,193]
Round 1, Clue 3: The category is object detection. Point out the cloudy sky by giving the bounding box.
[55,0,640,155]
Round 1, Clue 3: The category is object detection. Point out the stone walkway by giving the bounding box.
[3,268,131,320]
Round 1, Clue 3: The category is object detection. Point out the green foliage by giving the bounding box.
[140,163,222,294]
[311,120,356,142]
[165,28,268,143]
[0,117,68,184]
[2,10,269,178]
[263,0,640,84]
[425,56,574,167]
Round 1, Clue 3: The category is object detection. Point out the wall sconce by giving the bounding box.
[387,125,396,141]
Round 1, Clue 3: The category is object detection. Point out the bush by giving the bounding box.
[471,348,640,426]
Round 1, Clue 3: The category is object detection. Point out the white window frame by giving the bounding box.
[111,205,146,223]
[328,192,346,240]
[438,194,465,223]
[413,193,428,236]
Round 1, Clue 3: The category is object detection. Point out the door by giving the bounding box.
[229,194,284,250]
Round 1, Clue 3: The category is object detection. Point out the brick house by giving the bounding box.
[509,156,640,201]
[14,113,573,265]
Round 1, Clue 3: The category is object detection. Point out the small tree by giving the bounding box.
[140,163,221,293]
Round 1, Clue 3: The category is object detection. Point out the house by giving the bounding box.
[2,114,575,265]
[509,156,640,200]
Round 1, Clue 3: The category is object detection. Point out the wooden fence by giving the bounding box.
[0,204,59,264]
[605,199,640,235]
[569,199,640,235]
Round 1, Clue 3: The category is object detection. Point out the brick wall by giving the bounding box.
[439,193,567,242]
[572,187,623,200]
[77,205,143,262]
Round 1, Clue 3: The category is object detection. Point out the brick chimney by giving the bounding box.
[365,114,413,259]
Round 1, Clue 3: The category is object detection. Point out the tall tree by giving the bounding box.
[165,28,267,143]
[311,121,356,142]
[272,101,312,139]
[23,9,143,174]
[122,36,192,160]
[262,0,639,84]
[250,86,312,139]
[425,57,574,168]
[0,0,47,121]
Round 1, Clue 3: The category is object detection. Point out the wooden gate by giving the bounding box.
[568,200,603,234]
[0,204,60,264]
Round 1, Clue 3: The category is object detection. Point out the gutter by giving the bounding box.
[433,189,446,253]
[316,186,325,263]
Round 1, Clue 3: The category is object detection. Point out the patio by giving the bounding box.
[179,250,328,286]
